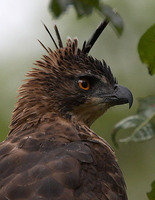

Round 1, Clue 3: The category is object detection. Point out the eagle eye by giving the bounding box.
[78,78,90,91]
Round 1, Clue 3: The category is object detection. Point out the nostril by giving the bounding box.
[114,85,118,90]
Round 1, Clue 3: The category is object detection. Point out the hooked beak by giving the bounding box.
[107,85,133,109]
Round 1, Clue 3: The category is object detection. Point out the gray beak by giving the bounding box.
[113,85,133,108]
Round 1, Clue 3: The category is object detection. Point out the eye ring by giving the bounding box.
[78,79,90,91]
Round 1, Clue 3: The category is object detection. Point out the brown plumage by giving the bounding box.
[0,20,133,200]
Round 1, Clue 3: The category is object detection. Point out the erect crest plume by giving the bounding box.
[39,18,109,54]
[82,19,109,54]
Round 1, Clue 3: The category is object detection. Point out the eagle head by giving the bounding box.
[10,20,133,130]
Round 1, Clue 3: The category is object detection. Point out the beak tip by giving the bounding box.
[128,90,133,109]
[115,85,133,109]
[129,102,132,109]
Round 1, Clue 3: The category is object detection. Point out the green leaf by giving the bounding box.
[73,0,94,18]
[49,0,71,18]
[147,181,155,200]
[138,24,155,75]
[120,116,155,143]
[112,115,143,147]
[48,0,124,35]
[99,4,124,35]
[49,0,99,18]
[112,96,155,147]
[138,96,155,116]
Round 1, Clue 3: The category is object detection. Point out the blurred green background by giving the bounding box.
[0,0,155,199]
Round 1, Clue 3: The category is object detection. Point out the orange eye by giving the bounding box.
[78,79,90,90]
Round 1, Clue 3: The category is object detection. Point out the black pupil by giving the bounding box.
[81,80,88,88]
